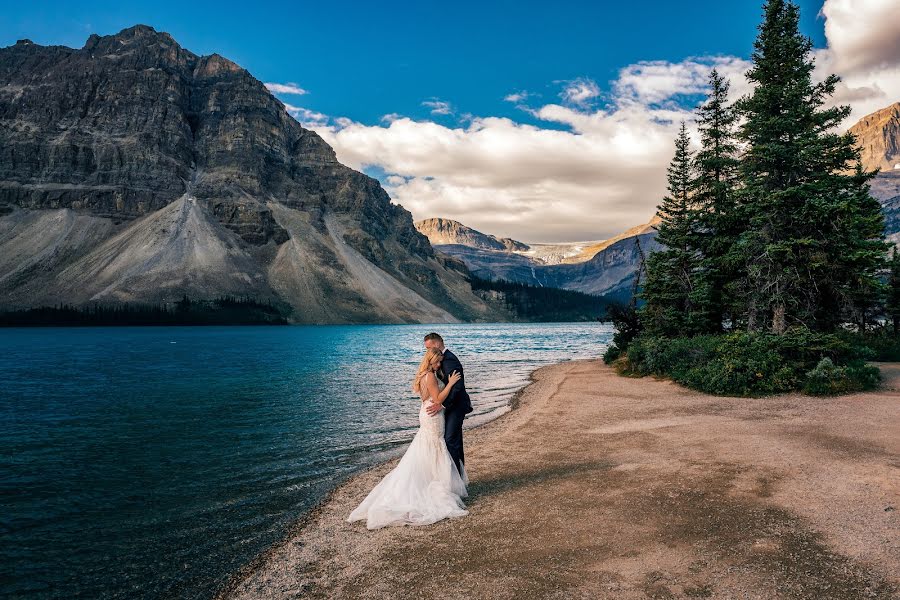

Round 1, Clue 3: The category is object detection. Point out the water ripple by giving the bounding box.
[0,322,612,598]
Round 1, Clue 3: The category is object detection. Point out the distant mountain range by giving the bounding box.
[0,26,504,323]
[416,216,661,301]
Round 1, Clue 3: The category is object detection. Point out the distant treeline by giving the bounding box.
[470,276,609,322]
[0,295,289,326]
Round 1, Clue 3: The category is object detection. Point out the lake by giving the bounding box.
[0,322,612,598]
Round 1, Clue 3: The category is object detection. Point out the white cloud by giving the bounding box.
[504,91,531,103]
[421,99,453,115]
[283,104,329,128]
[813,0,900,120]
[313,106,683,241]
[614,57,753,106]
[821,0,900,74]
[308,60,749,241]
[560,78,600,106]
[264,82,308,95]
[287,0,899,242]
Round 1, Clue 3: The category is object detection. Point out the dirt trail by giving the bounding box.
[222,360,900,599]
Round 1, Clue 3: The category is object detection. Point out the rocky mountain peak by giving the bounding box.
[0,26,351,244]
[415,218,529,252]
[195,53,244,77]
[0,25,499,323]
[82,25,188,60]
[849,101,900,173]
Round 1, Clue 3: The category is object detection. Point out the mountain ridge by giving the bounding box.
[420,215,661,298]
[850,101,900,174]
[0,25,501,323]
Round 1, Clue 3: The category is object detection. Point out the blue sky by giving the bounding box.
[1,0,827,128]
[4,1,896,242]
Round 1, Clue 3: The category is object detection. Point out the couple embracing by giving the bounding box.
[348,332,472,530]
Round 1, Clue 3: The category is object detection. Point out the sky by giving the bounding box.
[3,0,900,242]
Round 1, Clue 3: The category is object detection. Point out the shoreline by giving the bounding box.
[212,359,557,600]
[219,359,899,599]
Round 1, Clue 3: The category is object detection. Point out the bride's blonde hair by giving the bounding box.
[412,347,442,394]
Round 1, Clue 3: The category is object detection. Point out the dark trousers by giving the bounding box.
[444,407,465,476]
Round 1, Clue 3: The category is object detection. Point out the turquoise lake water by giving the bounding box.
[0,322,612,599]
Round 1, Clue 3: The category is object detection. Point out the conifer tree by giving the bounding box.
[641,123,713,336]
[693,69,741,330]
[887,247,900,335]
[829,166,889,331]
[736,0,887,333]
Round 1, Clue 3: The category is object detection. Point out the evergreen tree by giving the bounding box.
[641,123,713,336]
[736,0,887,333]
[693,69,741,331]
[887,247,900,335]
[831,166,888,331]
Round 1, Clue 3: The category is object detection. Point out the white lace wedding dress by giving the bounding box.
[348,373,469,529]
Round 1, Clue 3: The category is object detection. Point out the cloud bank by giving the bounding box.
[264,82,308,95]
[271,0,900,242]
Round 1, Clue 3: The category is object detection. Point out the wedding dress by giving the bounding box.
[348,374,469,529]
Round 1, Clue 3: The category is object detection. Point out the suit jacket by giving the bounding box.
[438,349,473,414]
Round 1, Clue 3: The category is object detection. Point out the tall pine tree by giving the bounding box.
[693,69,741,331]
[736,0,887,333]
[641,123,713,336]
[887,247,900,335]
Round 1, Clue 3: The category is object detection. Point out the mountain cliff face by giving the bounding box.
[0,26,501,323]
[415,218,528,252]
[850,101,900,244]
[850,101,900,174]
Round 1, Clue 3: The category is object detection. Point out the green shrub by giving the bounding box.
[619,327,880,397]
[603,344,622,364]
[625,334,718,379]
[802,358,881,395]
[846,360,883,392]
[837,329,900,362]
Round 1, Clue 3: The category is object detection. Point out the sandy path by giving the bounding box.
[221,360,899,599]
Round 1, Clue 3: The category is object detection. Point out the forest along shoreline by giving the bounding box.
[219,359,899,599]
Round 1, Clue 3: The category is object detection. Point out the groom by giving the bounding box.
[424,332,472,476]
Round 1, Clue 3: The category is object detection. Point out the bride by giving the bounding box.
[348,347,470,529]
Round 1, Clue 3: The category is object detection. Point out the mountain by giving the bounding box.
[415,218,528,252]
[0,26,502,323]
[566,215,662,263]
[849,101,900,244]
[415,218,606,266]
[850,101,900,174]
[423,215,661,299]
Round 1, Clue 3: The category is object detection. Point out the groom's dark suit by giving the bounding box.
[438,348,472,476]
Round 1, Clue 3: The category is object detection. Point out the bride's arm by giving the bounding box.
[427,371,461,406]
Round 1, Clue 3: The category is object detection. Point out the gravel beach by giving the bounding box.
[220,359,900,599]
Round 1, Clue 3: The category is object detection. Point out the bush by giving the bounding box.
[802,358,881,395]
[601,302,642,365]
[603,344,622,364]
[837,329,900,362]
[618,327,880,397]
